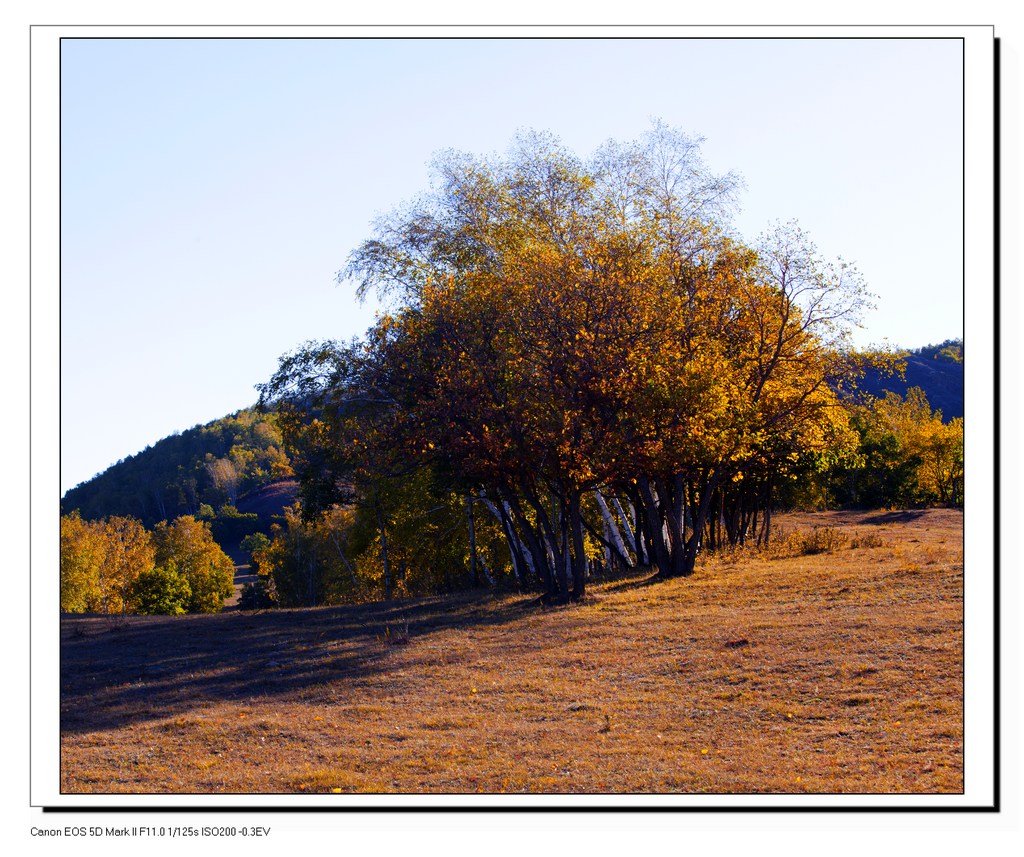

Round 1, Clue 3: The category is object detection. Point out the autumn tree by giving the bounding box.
[152,515,235,613]
[60,512,155,614]
[362,128,877,582]
[60,511,105,613]
[205,456,240,506]
[258,338,415,600]
[257,338,512,605]
[262,123,885,602]
[865,387,963,506]
[333,125,749,597]
[682,222,874,554]
[101,515,155,614]
[917,416,964,505]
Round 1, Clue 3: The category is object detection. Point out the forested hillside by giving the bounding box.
[857,339,964,419]
[61,409,293,527]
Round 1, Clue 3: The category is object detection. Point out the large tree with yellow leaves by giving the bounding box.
[262,124,881,600]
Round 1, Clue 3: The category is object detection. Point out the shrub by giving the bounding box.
[799,526,850,554]
[762,525,849,559]
[132,562,192,615]
[239,576,276,610]
[850,532,886,549]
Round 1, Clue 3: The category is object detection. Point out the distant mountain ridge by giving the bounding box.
[857,339,964,420]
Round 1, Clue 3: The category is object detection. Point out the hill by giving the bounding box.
[858,339,964,420]
[61,408,294,529]
[235,478,299,521]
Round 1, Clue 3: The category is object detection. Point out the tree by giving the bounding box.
[336,124,749,597]
[238,532,274,609]
[60,511,105,613]
[62,513,155,614]
[917,416,964,505]
[818,386,963,509]
[205,457,240,506]
[871,387,964,506]
[131,562,192,615]
[152,516,235,613]
[102,515,155,614]
[261,123,885,602]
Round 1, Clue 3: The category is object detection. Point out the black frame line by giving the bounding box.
[991,34,1002,816]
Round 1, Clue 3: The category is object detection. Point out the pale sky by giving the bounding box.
[60,37,964,495]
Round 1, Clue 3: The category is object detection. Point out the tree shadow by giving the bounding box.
[60,590,543,737]
[860,510,929,525]
[596,570,661,594]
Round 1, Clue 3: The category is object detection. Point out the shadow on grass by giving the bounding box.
[60,589,542,736]
[860,510,930,525]
[596,569,661,594]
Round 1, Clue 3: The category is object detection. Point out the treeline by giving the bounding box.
[791,386,963,508]
[246,383,961,609]
[60,512,235,615]
[61,126,963,614]
[61,409,293,528]
[256,124,907,606]
[912,338,963,364]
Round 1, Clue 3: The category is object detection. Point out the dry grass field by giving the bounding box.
[60,508,963,795]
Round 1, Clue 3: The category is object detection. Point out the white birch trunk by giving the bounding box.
[503,501,536,576]
[594,490,634,567]
[478,553,496,587]
[610,495,638,554]
[479,496,530,583]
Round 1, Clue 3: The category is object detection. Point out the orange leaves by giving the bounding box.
[264,129,892,591]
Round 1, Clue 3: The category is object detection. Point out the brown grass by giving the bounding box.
[60,508,963,795]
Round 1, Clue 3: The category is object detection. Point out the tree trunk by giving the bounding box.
[466,495,479,586]
[594,490,634,567]
[477,553,496,588]
[375,503,392,600]
[610,495,638,555]
[480,495,530,589]
[623,489,648,565]
[552,500,570,599]
[656,476,688,578]
[504,501,536,578]
[502,488,554,595]
[329,531,359,587]
[568,492,588,601]
[521,484,569,600]
[637,476,672,577]
[678,473,721,577]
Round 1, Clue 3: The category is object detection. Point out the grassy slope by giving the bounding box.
[60,509,963,795]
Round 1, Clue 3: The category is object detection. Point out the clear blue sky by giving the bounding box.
[60,37,964,495]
